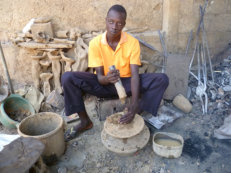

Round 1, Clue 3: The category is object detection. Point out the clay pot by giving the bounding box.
[18,112,65,159]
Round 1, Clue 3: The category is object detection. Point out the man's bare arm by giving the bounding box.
[95,66,120,85]
[119,64,140,123]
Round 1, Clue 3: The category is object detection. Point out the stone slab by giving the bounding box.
[164,54,191,100]
[0,137,44,173]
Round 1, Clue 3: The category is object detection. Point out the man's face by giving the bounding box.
[106,10,126,38]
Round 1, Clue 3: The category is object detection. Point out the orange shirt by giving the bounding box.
[88,32,141,77]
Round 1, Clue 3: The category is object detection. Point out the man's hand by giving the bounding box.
[106,69,120,84]
[95,66,120,85]
[119,64,140,124]
[119,102,139,124]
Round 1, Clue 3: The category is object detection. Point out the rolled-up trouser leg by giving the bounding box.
[61,71,117,116]
[139,73,169,116]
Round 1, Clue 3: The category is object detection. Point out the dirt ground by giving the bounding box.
[1,95,231,173]
[1,67,231,173]
[1,93,231,173]
[47,97,230,173]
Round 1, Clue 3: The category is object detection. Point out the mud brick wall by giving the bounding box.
[0,0,230,84]
[164,0,231,59]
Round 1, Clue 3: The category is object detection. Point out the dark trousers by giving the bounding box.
[61,72,169,117]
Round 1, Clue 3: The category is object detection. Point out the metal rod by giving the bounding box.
[190,71,199,81]
[200,43,208,114]
[127,32,157,51]
[0,42,14,94]
[201,15,215,83]
[189,3,208,70]
[158,30,168,73]
[185,30,193,57]
[197,44,201,85]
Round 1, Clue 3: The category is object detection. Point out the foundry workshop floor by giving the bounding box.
[1,94,231,173]
[1,96,230,173]
[2,59,231,173]
[44,95,230,173]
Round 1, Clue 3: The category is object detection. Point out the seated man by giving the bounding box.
[61,4,169,141]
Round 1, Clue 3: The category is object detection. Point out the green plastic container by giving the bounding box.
[0,94,35,129]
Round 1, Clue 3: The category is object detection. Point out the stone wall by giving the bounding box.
[0,0,230,84]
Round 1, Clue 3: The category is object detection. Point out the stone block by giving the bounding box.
[173,94,192,113]
[164,54,191,100]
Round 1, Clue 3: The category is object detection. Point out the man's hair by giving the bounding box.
[107,4,127,20]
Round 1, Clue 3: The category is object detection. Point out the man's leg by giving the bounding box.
[139,73,169,116]
[61,71,118,138]
[121,73,169,116]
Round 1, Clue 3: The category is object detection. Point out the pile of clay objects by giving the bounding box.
[11,17,103,97]
[101,112,150,155]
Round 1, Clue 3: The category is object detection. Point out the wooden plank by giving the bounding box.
[18,42,73,49]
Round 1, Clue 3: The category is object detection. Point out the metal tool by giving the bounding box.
[188,1,210,114]
[0,42,14,94]
[185,30,193,58]
[158,30,168,73]
[127,32,158,51]
[195,44,208,114]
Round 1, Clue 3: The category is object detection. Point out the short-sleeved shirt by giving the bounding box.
[88,32,141,77]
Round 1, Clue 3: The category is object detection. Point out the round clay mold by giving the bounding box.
[101,125,150,155]
[104,112,145,139]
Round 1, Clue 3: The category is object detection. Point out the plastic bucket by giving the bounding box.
[0,94,35,129]
[17,112,65,160]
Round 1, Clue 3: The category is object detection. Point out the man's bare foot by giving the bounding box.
[73,120,93,132]
[64,120,93,142]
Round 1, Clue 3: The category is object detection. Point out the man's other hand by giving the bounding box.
[119,102,139,124]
